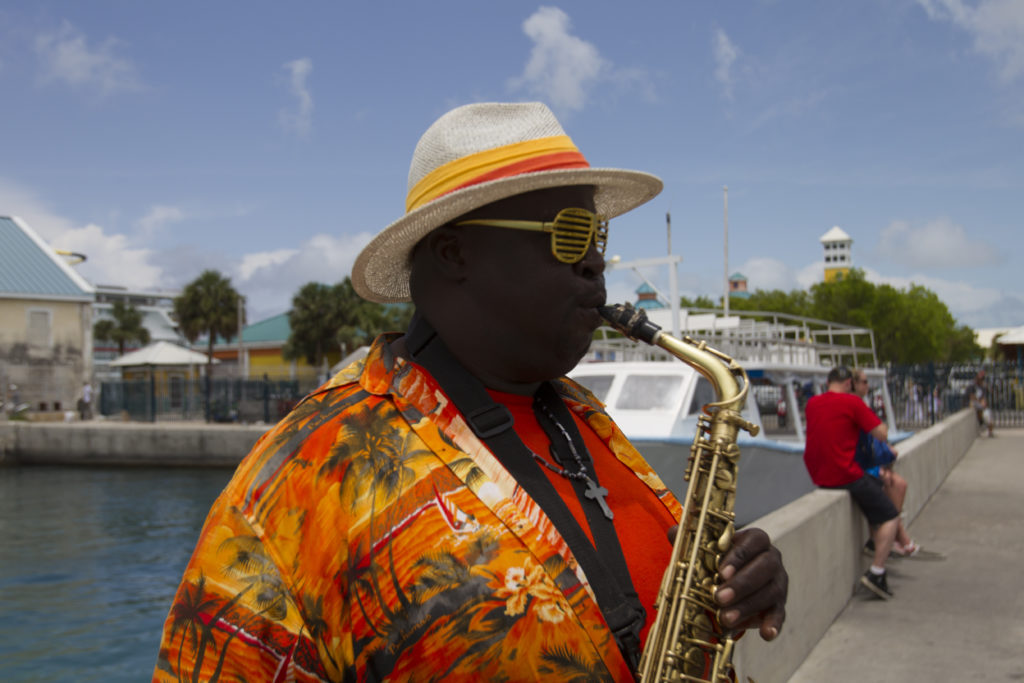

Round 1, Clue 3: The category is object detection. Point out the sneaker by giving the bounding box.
[893,541,919,557]
[860,570,893,599]
[896,543,946,561]
[863,539,899,560]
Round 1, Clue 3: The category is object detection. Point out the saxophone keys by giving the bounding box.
[717,522,735,552]
[682,646,709,678]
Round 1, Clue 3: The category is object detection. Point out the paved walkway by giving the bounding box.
[788,429,1024,682]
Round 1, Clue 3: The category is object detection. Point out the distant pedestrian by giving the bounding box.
[871,390,886,421]
[80,382,93,420]
[967,370,994,437]
[904,381,923,424]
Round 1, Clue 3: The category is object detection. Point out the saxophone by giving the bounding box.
[598,303,759,683]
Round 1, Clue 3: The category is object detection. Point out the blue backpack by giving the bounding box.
[855,432,896,478]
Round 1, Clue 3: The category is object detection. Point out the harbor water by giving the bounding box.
[0,465,232,681]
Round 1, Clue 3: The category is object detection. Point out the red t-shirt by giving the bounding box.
[488,389,677,645]
[803,390,882,487]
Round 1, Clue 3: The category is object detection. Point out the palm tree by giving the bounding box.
[174,270,243,421]
[284,277,414,378]
[283,282,340,372]
[94,300,151,356]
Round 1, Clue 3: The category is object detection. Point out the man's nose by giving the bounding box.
[573,242,606,280]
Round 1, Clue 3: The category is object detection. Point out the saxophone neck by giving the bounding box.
[599,302,758,436]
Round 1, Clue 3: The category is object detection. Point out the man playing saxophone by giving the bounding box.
[155,102,788,682]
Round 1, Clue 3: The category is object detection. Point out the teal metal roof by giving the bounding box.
[241,312,291,343]
[0,216,93,299]
[217,312,292,345]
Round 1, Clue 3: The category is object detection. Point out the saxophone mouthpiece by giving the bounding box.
[599,302,662,346]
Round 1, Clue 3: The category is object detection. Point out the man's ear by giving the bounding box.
[422,226,468,280]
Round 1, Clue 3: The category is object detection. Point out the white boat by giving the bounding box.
[572,305,903,525]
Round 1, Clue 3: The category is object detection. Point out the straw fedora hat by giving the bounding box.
[351,102,663,303]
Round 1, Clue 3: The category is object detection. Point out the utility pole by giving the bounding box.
[723,186,730,319]
[237,295,246,379]
[666,211,672,254]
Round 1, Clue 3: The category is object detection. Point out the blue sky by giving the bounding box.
[2,1,1022,330]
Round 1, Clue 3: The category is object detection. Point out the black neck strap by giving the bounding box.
[404,314,645,673]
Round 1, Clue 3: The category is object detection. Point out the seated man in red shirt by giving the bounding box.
[804,366,898,599]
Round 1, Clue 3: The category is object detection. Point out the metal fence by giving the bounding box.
[886,361,1024,430]
[95,361,1024,429]
[98,376,317,423]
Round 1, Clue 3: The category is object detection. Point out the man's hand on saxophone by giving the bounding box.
[714,527,789,641]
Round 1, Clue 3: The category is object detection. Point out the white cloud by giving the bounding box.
[510,7,604,112]
[55,223,163,288]
[137,205,184,239]
[34,21,142,95]
[876,217,1000,269]
[233,231,376,318]
[860,266,1015,327]
[279,58,313,136]
[606,246,1018,327]
[917,0,1024,82]
[1,177,377,319]
[736,257,798,292]
[737,259,1020,328]
[1,178,164,289]
[791,261,1014,327]
[237,248,299,280]
[722,258,822,294]
[509,7,652,112]
[713,28,740,100]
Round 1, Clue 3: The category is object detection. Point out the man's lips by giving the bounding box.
[580,289,607,311]
[580,293,606,329]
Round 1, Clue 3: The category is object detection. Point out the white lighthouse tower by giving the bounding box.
[820,226,852,282]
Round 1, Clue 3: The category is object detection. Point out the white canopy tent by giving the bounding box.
[995,325,1024,346]
[109,341,216,367]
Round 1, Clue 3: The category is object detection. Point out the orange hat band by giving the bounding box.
[405,135,589,213]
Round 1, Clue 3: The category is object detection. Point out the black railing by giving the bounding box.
[98,377,316,423]
[886,361,1024,430]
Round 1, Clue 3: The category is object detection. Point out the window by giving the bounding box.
[616,375,684,411]
[573,374,614,402]
[27,309,52,347]
[688,377,717,415]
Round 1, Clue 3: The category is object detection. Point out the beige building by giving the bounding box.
[1,215,94,416]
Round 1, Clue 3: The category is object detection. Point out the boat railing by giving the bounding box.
[588,307,878,368]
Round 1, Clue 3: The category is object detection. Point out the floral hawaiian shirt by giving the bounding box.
[154,334,682,682]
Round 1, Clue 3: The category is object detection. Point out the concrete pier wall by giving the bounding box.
[733,408,977,683]
[0,421,268,467]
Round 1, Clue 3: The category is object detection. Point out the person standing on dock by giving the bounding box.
[968,369,995,437]
[804,366,899,599]
[79,382,92,421]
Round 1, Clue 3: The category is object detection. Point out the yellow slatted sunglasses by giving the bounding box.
[455,208,608,264]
